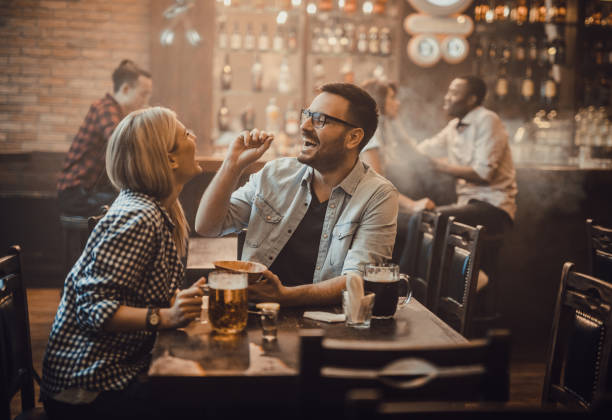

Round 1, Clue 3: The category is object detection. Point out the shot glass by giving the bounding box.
[256,302,280,342]
[342,290,374,328]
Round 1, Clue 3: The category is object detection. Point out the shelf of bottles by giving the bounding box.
[305,0,402,104]
[469,1,571,120]
[577,0,612,113]
[212,0,304,158]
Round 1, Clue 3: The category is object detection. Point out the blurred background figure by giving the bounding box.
[56,59,153,217]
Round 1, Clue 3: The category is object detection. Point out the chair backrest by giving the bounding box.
[542,261,612,410]
[87,205,110,235]
[409,210,444,311]
[0,245,36,419]
[586,219,612,284]
[433,217,483,337]
[299,328,511,415]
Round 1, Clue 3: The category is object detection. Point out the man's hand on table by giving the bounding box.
[161,277,207,329]
[226,129,274,171]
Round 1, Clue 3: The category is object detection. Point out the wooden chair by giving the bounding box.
[433,217,483,338]
[298,328,511,418]
[542,261,612,411]
[407,210,444,311]
[345,389,596,420]
[586,219,612,284]
[0,245,47,420]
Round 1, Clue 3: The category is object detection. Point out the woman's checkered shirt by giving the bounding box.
[42,189,184,394]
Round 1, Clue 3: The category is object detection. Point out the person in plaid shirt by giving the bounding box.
[56,59,153,216]
[43,107,204,419]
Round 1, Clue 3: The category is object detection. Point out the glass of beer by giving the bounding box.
[363,263,412,319]
[208,270,248,334]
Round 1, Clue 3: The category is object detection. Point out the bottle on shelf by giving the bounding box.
[244,22,256,51]
[379,27,392,56]
[251,54,263,92]
[287,26,298,52]
[494,0,509,22]
[551,36,566,65]
[540,65,558,110]
[485,0,495,23]
[500,41,512,64]
[527,36,538,63]
[240,103,255,131]
[538,38,551,67]
[311,26,321,53]
[221,53,232,91]
[230,22,242,51]
[528,0,540,23]
[284,99,300,138]
[313,58,325,92]
[373,0,387,15]
[265,97,281,135]
[332,25,343,55]
[368,26,380,55]
[512,0,528,25]
[344,0,357,13]
[218,97,231,133]
[520,66,535,103]
[494,63,510,103]
[472,36,485,75]
[273,26,284,53]
[258,24,270,52]
[554,0,567,23]
[344,23,356,53]
[318,0,333,12]
[537,0,547,23]
[514,35,526,63]
[218,20,228,50]
[356,25,368,54]
[487,38,498,62]
[278,56,291,93]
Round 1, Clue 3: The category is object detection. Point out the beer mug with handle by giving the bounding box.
[208,270,248,334]
[363,263,412,319]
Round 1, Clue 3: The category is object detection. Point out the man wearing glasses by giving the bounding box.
[195,83,398,306]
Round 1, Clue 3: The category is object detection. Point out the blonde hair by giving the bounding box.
[106,106,189,256]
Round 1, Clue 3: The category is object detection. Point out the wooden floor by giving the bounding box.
[11,288,547,416]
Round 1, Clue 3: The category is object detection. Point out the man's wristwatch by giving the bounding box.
[146,307,161,332]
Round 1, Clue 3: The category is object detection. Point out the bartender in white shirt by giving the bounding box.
[417,75,517,236]
[412,75,518,297]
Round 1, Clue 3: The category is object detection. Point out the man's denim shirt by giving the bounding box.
[218,157,399,284]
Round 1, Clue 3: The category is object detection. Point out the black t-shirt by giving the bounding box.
[268,193,327,287]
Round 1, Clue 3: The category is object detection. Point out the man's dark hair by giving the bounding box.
[458,75,487,106]
[112,59,151,93]
[319,82,378,152]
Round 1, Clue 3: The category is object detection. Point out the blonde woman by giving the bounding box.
[42,107,204,419]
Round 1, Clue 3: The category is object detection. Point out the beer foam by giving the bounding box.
[209,272,248,289]
[364,272,397,283]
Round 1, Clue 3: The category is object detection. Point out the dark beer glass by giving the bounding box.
[363,263,411,319]
[208,270,248,334]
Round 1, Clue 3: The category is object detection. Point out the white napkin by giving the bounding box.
[346,272,364,322]
[303,311,346,323]
[346,273,375,323]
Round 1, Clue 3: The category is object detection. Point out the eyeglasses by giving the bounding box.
[300,109,358,129]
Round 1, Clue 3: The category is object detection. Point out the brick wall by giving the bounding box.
[0,0,151,152]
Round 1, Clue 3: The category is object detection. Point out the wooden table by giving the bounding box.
[147,298,466,408]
